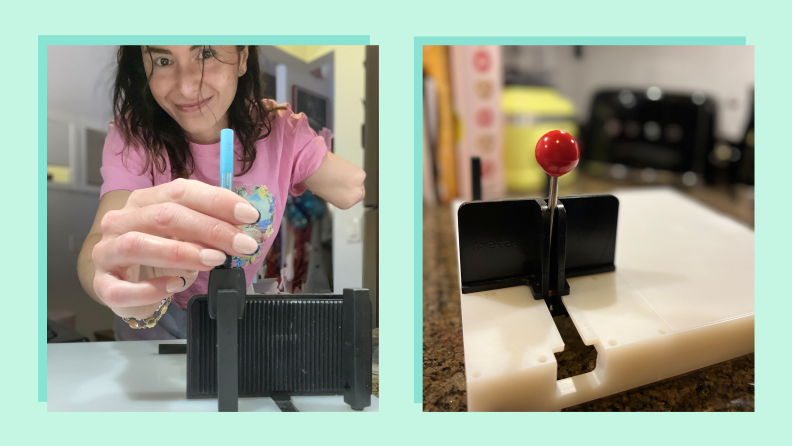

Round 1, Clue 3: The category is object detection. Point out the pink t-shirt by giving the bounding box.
[100,102,328,309]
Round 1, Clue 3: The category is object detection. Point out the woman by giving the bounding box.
[77,45,365,340]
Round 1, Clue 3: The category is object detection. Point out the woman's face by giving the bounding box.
[142,45,248,144]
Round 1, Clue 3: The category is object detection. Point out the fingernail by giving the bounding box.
[233,233,259,255]
[166,276,185,293]
[234,203,259,223]
[200,249,227,266]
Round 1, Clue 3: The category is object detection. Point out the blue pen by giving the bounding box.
[220,128,234,190]
[219,128,235,268]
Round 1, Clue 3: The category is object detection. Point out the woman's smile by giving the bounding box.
[175,96,213,113]
[141,45,248,143]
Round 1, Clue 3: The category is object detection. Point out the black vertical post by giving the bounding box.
[539,199,551,301]
[471,157,482,201]
[342,289,372,411]
[207,255,247,412]
[554,203,568,298]
[216,290,239,412]
[545,203,569,317]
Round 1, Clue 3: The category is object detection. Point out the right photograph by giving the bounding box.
[422,45,754,412]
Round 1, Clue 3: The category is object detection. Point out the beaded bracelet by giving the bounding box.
[122,295,172,329]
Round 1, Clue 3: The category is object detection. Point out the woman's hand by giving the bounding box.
[87,178,261,319]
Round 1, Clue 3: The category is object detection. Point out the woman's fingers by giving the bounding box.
[96,266,200,318]
[94,272,183,311]
[101,203,259,257]
[156,267,200,289]
[97,232,233,271]
[124,178,260,225]
[139,266,199,292]
[90,179,264,315]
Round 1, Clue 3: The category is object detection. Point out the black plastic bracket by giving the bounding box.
[158,344,187,355]
[342,289,373,411]
[186,281,373,412]
[272,394,300,412]
[458,194,619,316]
[207,255,246,412]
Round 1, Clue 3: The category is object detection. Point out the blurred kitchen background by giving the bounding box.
[422,45,754,225]
[46,45,379,342]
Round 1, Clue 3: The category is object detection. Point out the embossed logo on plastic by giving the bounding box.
[475,240,523,250]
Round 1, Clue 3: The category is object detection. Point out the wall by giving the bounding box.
[47,185,115,340]
[47,45,116,131]
[259,47,334,130]
[47,46,116,339]
[547,46,754,141]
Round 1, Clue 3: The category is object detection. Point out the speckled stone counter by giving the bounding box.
[423,181,754,412]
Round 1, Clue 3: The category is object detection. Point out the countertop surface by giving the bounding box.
[48,340,379,412]
[423,178,754,412]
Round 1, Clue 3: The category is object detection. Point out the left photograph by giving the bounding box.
[45,44,379,412]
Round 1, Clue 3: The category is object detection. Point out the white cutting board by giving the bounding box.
[47,340,379,412]
[455,188,754,411]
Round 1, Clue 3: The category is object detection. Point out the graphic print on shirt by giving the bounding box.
[232,182,276,267]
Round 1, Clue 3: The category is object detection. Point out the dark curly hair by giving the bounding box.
[112,45,278,179]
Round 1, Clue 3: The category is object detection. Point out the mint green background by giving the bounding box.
[3,0,780,442]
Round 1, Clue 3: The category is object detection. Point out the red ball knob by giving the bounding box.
[535,130,580,177]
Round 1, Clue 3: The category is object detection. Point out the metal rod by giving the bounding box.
[548,176,558,247]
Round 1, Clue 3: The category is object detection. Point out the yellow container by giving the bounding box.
[47,165,71,184]
[502,86,578,193]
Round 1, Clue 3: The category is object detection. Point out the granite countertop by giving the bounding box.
[423,178,754,412]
